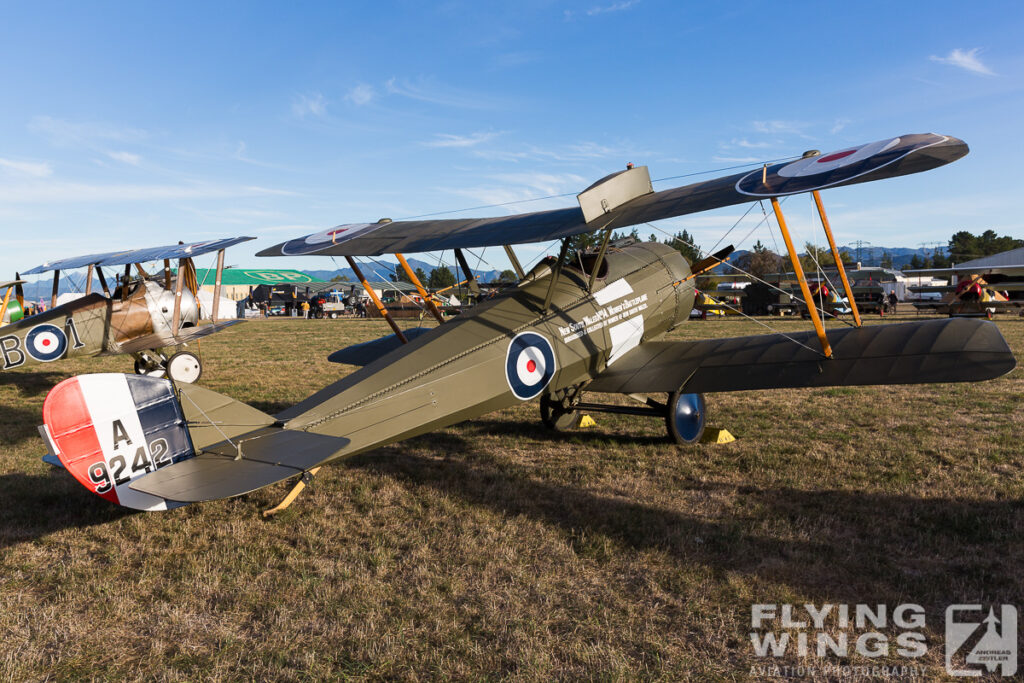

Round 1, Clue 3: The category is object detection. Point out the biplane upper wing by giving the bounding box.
[257,134,966,257]
[0,279,27,290]
[22,237,256,274]
[113,320,244,355]
[585,318,1014,395]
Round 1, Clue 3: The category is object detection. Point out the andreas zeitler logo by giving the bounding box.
[748,603,1017,678]
[946,604,1017,677]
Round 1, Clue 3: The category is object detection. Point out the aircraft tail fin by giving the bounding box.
[41,374,347,509]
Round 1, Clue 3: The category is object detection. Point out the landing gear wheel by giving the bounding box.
[665,391,706,445]
[166,352,202,384]
[540,393,581,431]
[133,352,168,378]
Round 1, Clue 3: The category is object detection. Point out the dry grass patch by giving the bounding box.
[0,315,1021,680]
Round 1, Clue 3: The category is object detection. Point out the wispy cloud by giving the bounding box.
[29,115,148,146]
[385,76,501,110]
[830,118,851,135]
[0,182,295,203]
[711,155,763,164]
[565,0,640,18]
[473,139,637,163]
[729,138,774,149]
[424,132,501,148]
[0,157,52,177]
[106,150,142,166]
[586,0,640,16]
[929,48,995,76]
[438,172,585,213]
[255,224,324,234]
[292,92,327,118]
[346,83,375,106]
[751,120,812,137]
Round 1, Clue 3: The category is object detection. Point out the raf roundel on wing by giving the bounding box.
[279,223,387,255]
[733,136,947,197]
[505,332,557,401]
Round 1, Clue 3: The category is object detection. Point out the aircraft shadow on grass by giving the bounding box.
[349,433,1023,610]
[0,370,68,397]
[0,472,133,550]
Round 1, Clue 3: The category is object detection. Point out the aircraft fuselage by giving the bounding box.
[278,241,695,462]
[0,281,199,371]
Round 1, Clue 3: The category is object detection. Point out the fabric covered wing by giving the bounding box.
[114,320,243,354]
[585,318,1015,394]
[23,237,255,274]
[258,134,966,257]
[327,327,434,365]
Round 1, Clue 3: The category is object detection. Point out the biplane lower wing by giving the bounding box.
[114,320,243,354]
[585,318,1015,395]
[327,327,434,365]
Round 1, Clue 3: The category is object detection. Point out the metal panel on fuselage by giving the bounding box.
[282,242,693,462]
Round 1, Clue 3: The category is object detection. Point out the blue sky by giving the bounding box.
[2,0,1022,283]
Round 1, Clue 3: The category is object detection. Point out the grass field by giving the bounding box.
[1,314,1021,680]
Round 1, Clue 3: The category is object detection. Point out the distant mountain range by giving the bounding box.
[301,256,503,285]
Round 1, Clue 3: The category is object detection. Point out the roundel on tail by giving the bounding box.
[25,323,68,362]
[505,332,556,400]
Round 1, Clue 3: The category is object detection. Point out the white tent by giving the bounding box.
[197,290,239,320]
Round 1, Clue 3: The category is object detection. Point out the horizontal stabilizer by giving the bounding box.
[327,327,434,365]
[115,320,243,354]
[130,428,348,502]
[586,318,1015,394]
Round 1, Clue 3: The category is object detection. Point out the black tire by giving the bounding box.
[665,391,706,445]
[540,393,580,431]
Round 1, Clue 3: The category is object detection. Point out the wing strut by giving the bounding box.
[588,226,614,292]
[543,238,571,312]
[0,284,12,326]
[770,197,833,358]
[345,256,408,343]
[96,266,111,296]
[211,248,225,323]
[121,264,132,301]
[813,190,862,327]
[163,259,172,289]
[396,253,444,324]
[453,249,480,299]
[85,265,94,295]
[50,270,60,309]
[504,245,525,279]
[172,258,186,332]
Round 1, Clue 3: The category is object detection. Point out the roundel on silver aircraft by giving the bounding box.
[505,332,556,401]
[25,323,68,362]
[735,134,946,197]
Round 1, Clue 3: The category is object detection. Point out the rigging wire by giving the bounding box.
[642,213,835,356]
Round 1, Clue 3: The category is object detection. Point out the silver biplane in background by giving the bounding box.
[2,237,253,383]
[35,134,1016,513]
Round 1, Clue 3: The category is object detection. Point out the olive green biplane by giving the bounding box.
[38,134,1016,512]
